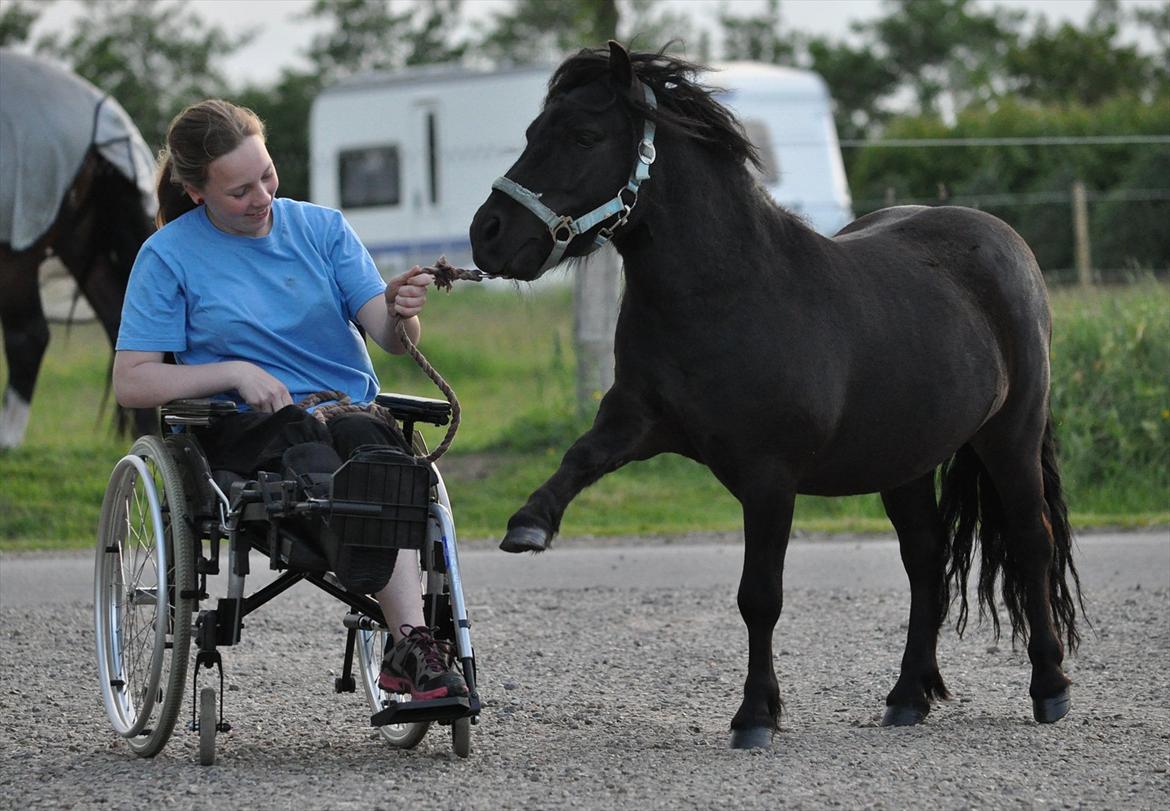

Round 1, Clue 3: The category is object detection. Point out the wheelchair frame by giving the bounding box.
[94,394,481,764]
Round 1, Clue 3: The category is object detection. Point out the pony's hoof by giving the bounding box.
[881,704,928,727]
[1033,689,1070,723]
[500,526,549,553]
[729,727,773,749]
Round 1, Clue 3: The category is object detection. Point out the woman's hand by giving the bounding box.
[230,361,292,413]
[385,266,434,320]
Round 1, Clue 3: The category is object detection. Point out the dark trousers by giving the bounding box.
[195,405,407,475]
[195,406,410,590]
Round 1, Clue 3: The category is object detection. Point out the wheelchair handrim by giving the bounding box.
[94,454,170,738]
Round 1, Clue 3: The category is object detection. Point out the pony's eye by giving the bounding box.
[574,130,601,148]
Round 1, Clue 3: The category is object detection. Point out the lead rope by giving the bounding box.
[301,257,485,463]
[394,318,459,463]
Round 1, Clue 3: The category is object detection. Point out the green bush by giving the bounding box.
[1049,280,1170,516]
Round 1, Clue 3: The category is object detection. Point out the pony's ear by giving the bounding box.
[608,40,634,90]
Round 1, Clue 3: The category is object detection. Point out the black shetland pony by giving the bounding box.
[0,149,156,448]
[470,43,1082,748]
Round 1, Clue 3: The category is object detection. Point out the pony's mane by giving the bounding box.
[547,47,763,173]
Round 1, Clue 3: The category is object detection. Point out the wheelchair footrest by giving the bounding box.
[371,695,474,727]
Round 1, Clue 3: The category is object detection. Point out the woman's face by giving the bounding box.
[187,134,279,237]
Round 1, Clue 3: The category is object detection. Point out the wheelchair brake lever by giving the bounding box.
[204,473,232,528]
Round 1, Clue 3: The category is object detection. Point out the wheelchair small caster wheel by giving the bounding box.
[199,687,217,766]
[452,716,471,758]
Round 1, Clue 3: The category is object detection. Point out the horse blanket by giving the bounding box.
[0,49,156,250]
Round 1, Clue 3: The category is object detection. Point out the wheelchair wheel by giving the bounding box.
[452,716,471,758]
[198,687,217,766]
[94,435,196,757]
[356,625,430,749]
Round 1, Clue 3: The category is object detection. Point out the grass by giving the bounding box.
[2,279,1167,551]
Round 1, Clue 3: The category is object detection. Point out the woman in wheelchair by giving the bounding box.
[111,98,466,703]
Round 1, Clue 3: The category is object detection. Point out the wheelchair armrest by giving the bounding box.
[161,398,239,428]
[374,393,451,427]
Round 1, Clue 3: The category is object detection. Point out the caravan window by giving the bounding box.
[339,146,400,208]
[741,119,779,185]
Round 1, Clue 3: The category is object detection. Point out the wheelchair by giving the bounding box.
[93,394,481,765]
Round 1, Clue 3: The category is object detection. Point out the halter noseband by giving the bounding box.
[491,81,658,272]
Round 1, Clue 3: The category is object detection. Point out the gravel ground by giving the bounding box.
[1,533,1167,810]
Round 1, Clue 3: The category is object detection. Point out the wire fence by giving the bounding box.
[837,133,1170,282]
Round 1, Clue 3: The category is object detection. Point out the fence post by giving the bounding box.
[1071,179,1092,285]
[573,244,621,414]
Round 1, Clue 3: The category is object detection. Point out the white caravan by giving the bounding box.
[309,61,853,275]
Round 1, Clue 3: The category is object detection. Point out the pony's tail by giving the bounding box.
[1039,420,1085,652]
[938,420,1083,652]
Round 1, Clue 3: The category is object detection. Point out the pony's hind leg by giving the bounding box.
[64,250,157,437]
[880,473,950,726]
[0,246,50,448]
[972,422,1076,723]
[729,487,796,749]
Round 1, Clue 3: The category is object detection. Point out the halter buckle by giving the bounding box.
[552,216,576,243]
[638,139,656,165]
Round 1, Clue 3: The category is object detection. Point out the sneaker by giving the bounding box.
[379,625,468,700]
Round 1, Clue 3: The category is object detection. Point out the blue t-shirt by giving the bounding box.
[117,198,387,406]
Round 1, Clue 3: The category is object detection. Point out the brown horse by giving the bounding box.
[0,52,156,448]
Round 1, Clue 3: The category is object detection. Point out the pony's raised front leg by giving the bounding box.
[880,474,949,726]
[729,489,795,749]
[501,386,660,553]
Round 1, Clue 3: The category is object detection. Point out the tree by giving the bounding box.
[478,0,613,65]
[857,0,1023,118]
[718,0,795,64]
[805,36,901,142]
[405,0,468,67]
[306,0,410,80]
[303,0,468,79]
[0,0,42,47]
[623,0,695,56]
[36,0,251,149]
[1135,1,1170,73]
[1004,1,1157,105]
[796,0,1018,143]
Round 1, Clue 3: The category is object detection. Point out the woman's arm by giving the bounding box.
[113,351,293,412]
[358,266,434,354]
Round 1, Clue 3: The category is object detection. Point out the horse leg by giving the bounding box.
[880,473,950,726]
[973,424,1073,723]
[0,247,50,448]
[500,385,663,552]
[728,487,795,749]
[66,251,157,437]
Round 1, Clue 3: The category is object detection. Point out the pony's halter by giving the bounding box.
[491,81,658,272]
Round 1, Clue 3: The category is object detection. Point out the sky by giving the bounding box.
[25,0,1164,89]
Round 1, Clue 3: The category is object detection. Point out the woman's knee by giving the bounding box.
[327,412,406,457]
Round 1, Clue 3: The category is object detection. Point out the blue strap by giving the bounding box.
[490,177,562,230]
